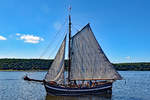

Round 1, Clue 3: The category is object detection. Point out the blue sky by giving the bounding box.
[0,0,150,63]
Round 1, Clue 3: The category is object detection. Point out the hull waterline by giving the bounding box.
[44,82,112,96]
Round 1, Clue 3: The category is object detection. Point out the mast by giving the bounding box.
[68,8,71,83]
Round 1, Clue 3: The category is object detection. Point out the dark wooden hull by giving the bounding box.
[44,82,112,96]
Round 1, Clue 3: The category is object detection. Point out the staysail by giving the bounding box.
[45,35,66,84]
[70,24,122,80]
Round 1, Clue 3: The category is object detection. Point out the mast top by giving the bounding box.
[68,6,72,15]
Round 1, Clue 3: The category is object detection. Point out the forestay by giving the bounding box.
[45,35,66,84]
[70,24,122,80]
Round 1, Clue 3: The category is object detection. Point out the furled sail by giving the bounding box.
[45,35,66,84]
[70,24,122,80]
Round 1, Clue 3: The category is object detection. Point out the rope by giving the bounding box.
[48,25,68,58]
[72,23,82,30]
[72,24,79,32]
[39,16,68,59]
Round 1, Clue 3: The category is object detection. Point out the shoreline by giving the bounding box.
[0,69,48,72]
[0,59,150,71]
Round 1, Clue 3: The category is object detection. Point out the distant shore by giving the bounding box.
[0,58,150,71]
[0,69,48,71]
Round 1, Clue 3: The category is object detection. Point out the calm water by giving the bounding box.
[0,71,150,100]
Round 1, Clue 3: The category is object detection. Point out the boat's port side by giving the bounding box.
[44,82,112,96]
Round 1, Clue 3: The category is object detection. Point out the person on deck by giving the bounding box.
[89,80,92,87]
[86,82,90,87]
[81,80,85,87]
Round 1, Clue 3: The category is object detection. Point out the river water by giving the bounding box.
[0,71,150,100]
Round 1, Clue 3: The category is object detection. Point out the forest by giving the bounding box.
[0,58,150,71]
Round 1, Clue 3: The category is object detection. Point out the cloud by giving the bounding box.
[18,34,44,44]
[125,56,131,60]
[53,22,62,31]
[16,33,21,36]
[0,35,7,40]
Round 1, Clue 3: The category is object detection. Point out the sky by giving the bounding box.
[0,0,150,63]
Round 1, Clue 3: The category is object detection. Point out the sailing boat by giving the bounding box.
[24,14,122,96]
[43,14,122,96]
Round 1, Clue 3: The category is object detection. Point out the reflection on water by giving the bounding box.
[45,94,112,100]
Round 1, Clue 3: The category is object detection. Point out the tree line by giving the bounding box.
[0,58,150,71]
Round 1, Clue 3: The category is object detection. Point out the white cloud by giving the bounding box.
[16,33,21,36]
[20,34,44,44]
[54,22,62,31]
[125,56,131,60]
[0,35,7,40]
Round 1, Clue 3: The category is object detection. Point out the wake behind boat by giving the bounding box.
[24,10,122,96]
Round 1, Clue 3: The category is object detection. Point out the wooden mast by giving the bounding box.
[68,7,71,83]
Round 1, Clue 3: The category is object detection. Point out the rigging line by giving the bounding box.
[39,16,68,59]
[27,20,68,74]
[72,23,82,29]
[48,22,68,59]
[48,31,67,59]
[47,21,68,59]
[72,24,79,32]
[39,21,67,59]
[48,18,69,59]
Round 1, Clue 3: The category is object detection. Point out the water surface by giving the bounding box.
[0,71,150,100]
